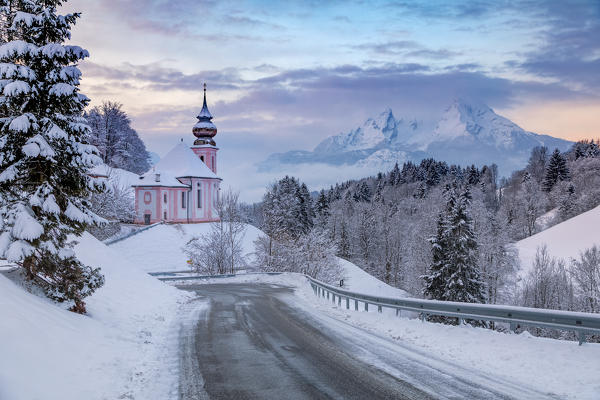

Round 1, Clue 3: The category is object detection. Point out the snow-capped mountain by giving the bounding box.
[260,99,572,177]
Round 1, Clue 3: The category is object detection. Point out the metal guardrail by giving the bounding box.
[150,270,600,344]
[306,276,600,345]
[104,222,164,246]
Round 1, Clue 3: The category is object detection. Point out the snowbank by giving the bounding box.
[0,232,186,400]
[515,204,600,279]
[338,257,408,297]
[110,223,264,273]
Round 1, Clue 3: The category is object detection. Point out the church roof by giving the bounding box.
[153,141,219,179]
[133,170,189,188]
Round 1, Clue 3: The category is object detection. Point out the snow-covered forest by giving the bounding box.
[85,101,151,174]
[244,140,600,333]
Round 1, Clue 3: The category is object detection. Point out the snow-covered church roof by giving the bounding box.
[133,142,219,187]
[156,142,218,179]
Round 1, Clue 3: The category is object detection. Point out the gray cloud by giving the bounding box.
[517,1,600,92]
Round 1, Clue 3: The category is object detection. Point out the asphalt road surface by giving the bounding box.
[178,283,554,400]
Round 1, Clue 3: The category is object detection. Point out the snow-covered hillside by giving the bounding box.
[261,99,572,177]
[515,204,600,279]
[0,233,185,400]
[110,223,264,272]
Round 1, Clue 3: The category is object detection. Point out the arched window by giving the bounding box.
[163,193,167,203]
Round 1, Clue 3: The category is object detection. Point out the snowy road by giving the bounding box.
[178,283,555,400]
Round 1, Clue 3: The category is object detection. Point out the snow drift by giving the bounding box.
[0,232,186,400]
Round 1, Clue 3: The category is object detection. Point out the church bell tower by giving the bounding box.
[191,83,218,174]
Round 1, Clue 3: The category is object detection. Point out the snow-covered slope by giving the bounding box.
[515,204,600,279]
[0,233,185,400]
[110,223,264,272]
[112,222,407,297]
[261,99,572,177]
[338,258,408,297]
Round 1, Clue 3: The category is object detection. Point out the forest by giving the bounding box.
[244,140,600,335]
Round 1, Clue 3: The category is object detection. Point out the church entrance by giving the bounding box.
[144,214,151,225]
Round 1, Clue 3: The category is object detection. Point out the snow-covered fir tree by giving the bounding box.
[422,185,486,322]
[0,0,104,313]
[543,148,569,192]
[314,189,330,226]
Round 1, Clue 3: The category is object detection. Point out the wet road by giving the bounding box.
[178,283,554,400]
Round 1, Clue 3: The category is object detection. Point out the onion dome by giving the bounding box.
[192,83,217,146]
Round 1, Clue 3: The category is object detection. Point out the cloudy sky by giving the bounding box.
[63,0,600,201]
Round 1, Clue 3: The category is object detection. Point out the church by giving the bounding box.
[132,85,222,224]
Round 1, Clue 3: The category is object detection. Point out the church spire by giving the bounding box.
[197,83,213,121]
[192,83,217,146]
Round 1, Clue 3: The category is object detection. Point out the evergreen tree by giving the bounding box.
[543,148,570,192]
[353,181,371,202]
[338,221,350,258]
[388,162,400,186]
[297,182,314,233]
[422,185,486,323]
[314,189,330,225]
[0,0,104,313]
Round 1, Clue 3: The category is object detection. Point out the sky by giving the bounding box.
[62,0,600,201]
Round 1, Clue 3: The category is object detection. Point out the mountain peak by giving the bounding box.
[266,100,572,178]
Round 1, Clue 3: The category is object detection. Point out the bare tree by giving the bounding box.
[570,246,600,313]
[184,189,246,275]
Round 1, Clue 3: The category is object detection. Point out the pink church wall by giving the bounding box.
[191,146,218,174]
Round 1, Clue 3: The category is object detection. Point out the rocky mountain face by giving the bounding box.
[260,99,572,177]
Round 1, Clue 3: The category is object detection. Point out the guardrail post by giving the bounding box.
[327,291,329,300]
[346,297,350,309]
[420,313,425,322]
[458,317,464,326]
[377,305,382,313]
[364,302,369,312]
[355,299,358,311]
[578,331,586,345]
[338,296,341,307]
[396,308,400,317]
[509,322,517,333]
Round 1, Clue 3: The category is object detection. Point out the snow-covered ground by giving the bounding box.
[338,257,408,297]
[112,222,407,297]
[175,273,600,400]
[515,204,600,279]
[0,233,187,400]
[110,222,263,273]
